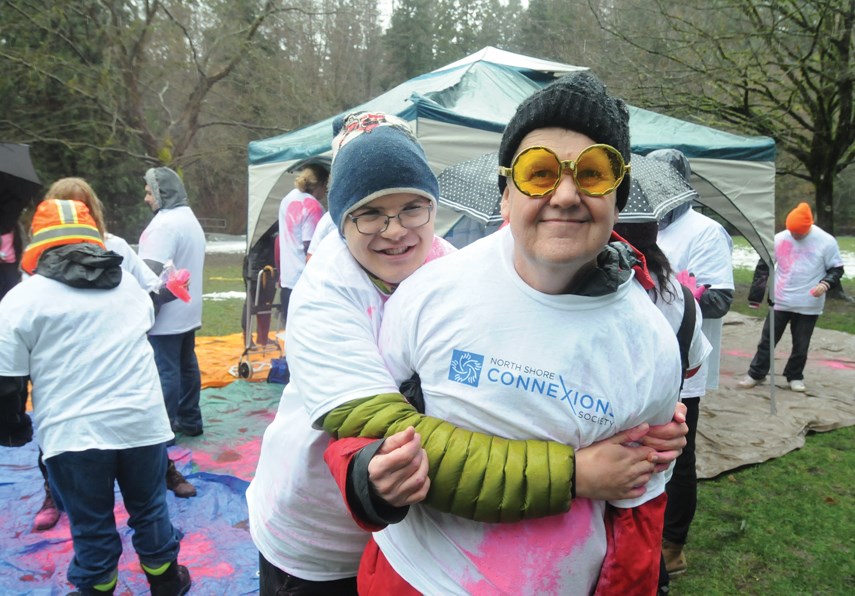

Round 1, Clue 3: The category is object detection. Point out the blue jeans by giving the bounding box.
[45,444,181,589]
[149,330,203,432]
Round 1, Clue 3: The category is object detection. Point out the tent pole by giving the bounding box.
[768,265,777,415]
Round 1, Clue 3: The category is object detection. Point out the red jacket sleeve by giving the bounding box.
[324,436,386,532]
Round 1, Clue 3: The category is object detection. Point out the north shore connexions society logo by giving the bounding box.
[448,349,484,387]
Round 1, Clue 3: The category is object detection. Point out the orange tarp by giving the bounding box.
[196,333,282,388]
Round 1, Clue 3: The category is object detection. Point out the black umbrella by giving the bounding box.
[0,143,42,230]
[437,151,503,225]
[437,150,699,226]
[619,153,698,223]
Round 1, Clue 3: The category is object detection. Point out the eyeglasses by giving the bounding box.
[499,144,630,198]
[347,202,434,235]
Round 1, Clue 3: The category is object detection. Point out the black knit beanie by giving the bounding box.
[498,71,632,211]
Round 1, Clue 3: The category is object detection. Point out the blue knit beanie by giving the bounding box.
[328,112,439,232]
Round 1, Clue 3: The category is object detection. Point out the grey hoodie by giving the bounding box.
[144,167,189,211]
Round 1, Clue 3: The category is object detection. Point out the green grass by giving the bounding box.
[200,252,245,336]
[671,426,855,595]
[198,242,855,594]
[834,235,855,253]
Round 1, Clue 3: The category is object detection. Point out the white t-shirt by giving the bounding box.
[658,208,734,395]
[105,233,161,293]
[247,232,455,581]
[307,211,337,257]
[138,206,206,335]
[773,226,843,315]
[278,188,324,288]
[366,228,681,596]
[649,274,712,376]
[0,273,173,460]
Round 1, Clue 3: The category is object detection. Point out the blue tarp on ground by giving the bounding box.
[0,381,283,595]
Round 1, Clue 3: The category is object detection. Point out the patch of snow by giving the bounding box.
[732,245,854,279]
[205,235,246,254]
[203,291,245,301]
[203,236,854,278]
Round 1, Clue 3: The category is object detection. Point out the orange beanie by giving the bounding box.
[785,202,813,236]
[21,199,105,274]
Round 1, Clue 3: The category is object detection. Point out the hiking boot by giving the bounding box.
[736,374,763,389]
[33,482,61,531]
[789,379,806,392]
[143,561,192,596]
[165,459,197,498]
[662,539,688,577]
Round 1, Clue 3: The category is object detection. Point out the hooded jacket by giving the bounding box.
[144,167,189,212]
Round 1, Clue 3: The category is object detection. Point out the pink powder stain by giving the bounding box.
[303,198,323,227]
[462,500,598,595]
[367,305,375,319]
[774,240,795,302]
[190,437,262,480]
[175,531,235,578]
[816,359,855,370]
[425,236,455,263]
[723,349,755,358]
[25,536,73,574]
[284,200,304,235]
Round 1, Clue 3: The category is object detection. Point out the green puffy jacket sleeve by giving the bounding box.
[321,393,575,523]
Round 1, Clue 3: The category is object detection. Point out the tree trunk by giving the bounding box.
[814,171,835,235]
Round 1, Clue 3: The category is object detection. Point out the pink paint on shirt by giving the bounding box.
[774,239,795,303]
[284,201,305,236]
[425,236,455,263]
[303,198,323,228]
[461,500,599,595]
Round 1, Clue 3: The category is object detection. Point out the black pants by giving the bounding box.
[663,397,699,546]
[748,310,819,382]
[0,263,20,302]
[280,286,293,329]
[258,553,357,596]
[241,277,278,344]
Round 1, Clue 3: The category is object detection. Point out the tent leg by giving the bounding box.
[768,269,776,415]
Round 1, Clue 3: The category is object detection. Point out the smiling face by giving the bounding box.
[500,128,619,294]
[342,193,435,285]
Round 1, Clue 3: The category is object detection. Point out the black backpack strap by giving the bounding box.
[677,284,697,388]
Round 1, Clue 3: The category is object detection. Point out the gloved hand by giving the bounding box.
[676,270,709,301]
